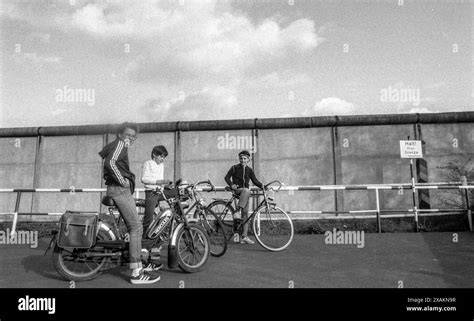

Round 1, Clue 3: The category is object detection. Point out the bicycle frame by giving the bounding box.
[230,181,282,229]
[98,186,191,249]
[184,180,215,218]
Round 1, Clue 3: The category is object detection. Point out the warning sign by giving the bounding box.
[400,140,423,158]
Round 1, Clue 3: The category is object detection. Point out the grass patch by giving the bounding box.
[292,215,470,234]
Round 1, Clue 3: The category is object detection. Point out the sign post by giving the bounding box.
[400,140,423,232]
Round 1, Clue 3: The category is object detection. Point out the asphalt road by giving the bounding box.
[1,232,474,288]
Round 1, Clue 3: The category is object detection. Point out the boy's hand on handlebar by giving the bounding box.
[231,184,238,190]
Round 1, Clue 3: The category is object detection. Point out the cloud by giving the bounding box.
[401,97,438,114]
[125,13,321,84]
[395,97,437,113]
[308,97,356,116]
[139,86,238,122]
[3,0,321,86]
[3,0,326,124]
[244,71,313,90]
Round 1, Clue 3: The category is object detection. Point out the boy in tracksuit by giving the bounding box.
[224,150,264,244]
[99,122,160,284]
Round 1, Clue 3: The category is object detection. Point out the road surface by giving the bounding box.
[1,232,473,288]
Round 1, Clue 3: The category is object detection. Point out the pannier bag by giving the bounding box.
[57,211,100,248]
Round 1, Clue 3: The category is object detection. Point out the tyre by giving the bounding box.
[198,209,227,257]
[206,200,234,238]
[52,230,113,282]
[176,224,210,273]
[252,205,294,252]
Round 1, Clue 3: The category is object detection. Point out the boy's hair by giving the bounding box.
[151,145,168,159]
[116,122,139,135]
[238,150,250,157]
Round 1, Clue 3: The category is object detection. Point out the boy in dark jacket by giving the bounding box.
[99,122,160,284]
[224,150,264,244]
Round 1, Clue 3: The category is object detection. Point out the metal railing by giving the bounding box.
[1,181,472,234]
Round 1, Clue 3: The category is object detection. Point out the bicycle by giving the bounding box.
[176,180,228,257]
[206,180,294,252]
[47,180,210,282]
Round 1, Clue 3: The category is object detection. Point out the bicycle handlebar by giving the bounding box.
[194,180,215,192]
[222,180,283,193]
[264,180,282,191]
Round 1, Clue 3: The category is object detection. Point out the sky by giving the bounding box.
[0,0,472,128]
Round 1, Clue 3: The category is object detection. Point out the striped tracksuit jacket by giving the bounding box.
[99,138,136,193]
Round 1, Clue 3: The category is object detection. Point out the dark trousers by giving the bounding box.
[143,189,177,236]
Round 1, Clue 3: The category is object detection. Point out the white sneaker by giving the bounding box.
[143,261,163,272]
[240,237,255,244]
[130,270,160,284]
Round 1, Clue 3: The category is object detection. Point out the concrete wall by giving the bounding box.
[259,128,335,212]
[0,137,37,213]
[422,123,474,209]
[338,124,416,211]
[180,129,254,206]
[1,119,473,215]
[33,135,103,213]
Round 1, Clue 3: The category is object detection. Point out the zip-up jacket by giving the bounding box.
[99,138,135,193]
[224,164,263,189]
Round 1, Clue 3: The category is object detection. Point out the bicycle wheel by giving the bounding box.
[52,230,112,282]
[198,209,227,257]
[206,200,234,238]
[252,205,294,252]
[176,224,210,273]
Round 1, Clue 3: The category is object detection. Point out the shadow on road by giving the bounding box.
[18,238,62,281]
[19,238,131,284]
[21,254,64,282]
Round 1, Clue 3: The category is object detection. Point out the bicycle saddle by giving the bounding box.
[101,196,115,207]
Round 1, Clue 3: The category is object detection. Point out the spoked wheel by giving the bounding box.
[52,230,113,282]
[177,224,210,273]
[252,205,294,252]
[206,200,234,239]
[198,209,227,257]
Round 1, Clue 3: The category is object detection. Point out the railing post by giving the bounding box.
[461,176,472,232]
[375,188,381,233]
[410,159,420,232]
[11,191,22,238]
